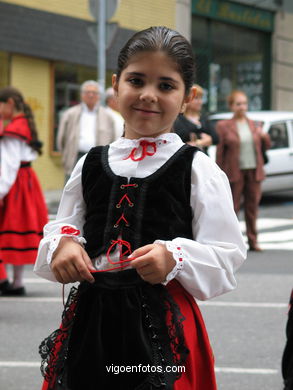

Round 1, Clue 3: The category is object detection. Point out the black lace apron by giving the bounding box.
[39,269,189,390]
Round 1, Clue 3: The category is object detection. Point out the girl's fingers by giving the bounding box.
[131,244,154,259]
[76,254,95,283]
[130,256,150,269]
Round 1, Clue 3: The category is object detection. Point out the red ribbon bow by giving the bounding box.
[125,140,157,161]
[61,226,80,236]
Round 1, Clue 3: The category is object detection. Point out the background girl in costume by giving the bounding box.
[0,87,48,296]
[35,26,246,390]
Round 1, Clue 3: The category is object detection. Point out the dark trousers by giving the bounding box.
[230,169,262,248]
[282,289,293,389]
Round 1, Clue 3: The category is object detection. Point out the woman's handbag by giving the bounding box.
[261,138,269,165]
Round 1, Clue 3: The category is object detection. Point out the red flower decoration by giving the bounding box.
[61,226,80,236]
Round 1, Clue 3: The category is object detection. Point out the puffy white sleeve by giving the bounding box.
[0,137,22,199]
[34,156,87,281]
[158,151,247,300]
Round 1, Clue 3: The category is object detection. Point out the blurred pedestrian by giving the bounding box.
[105,86,124,138]
[282,289,293,390]
[57,80,116,180]
[173,84,218,154]
[0,86,48,296]
[216,90,271,251]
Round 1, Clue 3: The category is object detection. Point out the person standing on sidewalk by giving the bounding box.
[57,80,116,181]
[173,84,218,154]
[216,90,271,251]
[0,87,48,296]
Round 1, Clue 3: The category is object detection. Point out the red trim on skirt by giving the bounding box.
[0,166,48,265]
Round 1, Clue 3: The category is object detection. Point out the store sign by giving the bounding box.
[192,0,274,32]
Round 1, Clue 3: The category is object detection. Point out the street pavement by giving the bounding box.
[0,191,292,390]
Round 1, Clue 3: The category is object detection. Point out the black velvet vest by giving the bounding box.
[82,144,198,258]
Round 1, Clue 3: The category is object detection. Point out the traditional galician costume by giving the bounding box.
[35,133,246,390]
[0,114,48,265]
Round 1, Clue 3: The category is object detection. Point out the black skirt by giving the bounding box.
[39,269,189,390]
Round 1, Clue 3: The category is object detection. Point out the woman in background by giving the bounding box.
[216,90,271,251]
[173,84,218,154]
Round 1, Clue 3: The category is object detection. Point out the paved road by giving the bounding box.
[0,192,292,390]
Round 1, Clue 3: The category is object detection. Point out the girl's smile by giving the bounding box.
[113,51,192,139]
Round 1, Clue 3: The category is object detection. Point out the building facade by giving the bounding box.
[0,0,179,190]
[0,0,292,191]
[190,0,293,112]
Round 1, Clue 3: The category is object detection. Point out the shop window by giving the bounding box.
[268,123,289,149]
[192,16,271,113]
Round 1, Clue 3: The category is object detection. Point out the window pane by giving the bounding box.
[268,123,288,149]
[192,16,270,112]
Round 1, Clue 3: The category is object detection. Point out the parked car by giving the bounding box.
[208,111,293,194]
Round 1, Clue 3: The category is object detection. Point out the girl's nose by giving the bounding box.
[139,87,158,103]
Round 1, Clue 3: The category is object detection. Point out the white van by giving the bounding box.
[209,111,293,194]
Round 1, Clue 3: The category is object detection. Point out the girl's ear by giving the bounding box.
[186,86,197,104]
[7,97,15,107]
[180,86,196,113]
[112,74,118,95]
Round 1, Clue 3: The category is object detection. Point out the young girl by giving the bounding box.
[35,26,246,390]
[0,87,48,296]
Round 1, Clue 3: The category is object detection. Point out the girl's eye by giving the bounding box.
[128,78,143,87]
[159,83,174,91]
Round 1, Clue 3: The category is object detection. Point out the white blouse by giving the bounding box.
[0,137,37,199]
[34,133,247,300]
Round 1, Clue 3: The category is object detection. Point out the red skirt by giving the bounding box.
[168,280,217,389]
[0,165,48,265]
[40,272,217,390]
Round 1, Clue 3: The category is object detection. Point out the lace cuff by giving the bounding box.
[47,227,86,265]
[154,240,185,284]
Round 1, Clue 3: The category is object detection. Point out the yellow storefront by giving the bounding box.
[0,0,176,191]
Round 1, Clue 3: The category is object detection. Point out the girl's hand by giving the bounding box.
[130,244,176,284]
[51,237,95,284]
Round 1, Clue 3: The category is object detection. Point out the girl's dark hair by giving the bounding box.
[116,26,195,94]
[0,86,43,155]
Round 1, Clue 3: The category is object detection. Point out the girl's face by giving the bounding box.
[113,51,193,139]
[0,98,15,120]
[230,93,248,117]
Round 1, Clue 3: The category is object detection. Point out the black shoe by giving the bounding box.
[0,280,12,293]
[249,245,263,252]
[1,286,26,296]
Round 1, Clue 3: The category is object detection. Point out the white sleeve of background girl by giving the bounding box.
[156,151,247,301]
[0,137,22,199]
[34,155,87,282]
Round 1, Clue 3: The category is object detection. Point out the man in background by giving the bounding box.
[57,80,116,179]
